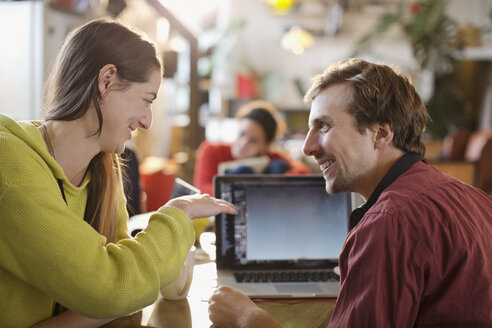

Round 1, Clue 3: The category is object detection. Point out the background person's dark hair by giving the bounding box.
[235,100,286,143]
[243,108,278,143]
[304,58,430,156]
[42,18,162,242]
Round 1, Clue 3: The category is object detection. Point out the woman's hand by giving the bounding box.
[165,194,236,219]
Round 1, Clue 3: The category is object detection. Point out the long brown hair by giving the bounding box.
[304,58,430,156]
[43,18,162,242]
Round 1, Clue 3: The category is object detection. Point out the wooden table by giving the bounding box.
[108,236,336,328]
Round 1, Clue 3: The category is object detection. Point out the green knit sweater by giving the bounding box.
[0,114,195,327]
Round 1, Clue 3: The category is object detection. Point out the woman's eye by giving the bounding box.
[144,99,154,105]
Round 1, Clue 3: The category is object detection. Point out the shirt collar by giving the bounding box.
[349,152,423,231]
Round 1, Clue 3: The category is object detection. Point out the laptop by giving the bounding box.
[214,175,351,298]
[170,177,200,198]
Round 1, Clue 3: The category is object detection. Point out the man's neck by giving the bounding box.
[358,147,405,201]
[349,151,423,230]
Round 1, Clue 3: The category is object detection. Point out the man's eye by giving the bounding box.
[319,122,331,131]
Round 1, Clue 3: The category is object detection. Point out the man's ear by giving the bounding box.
[97,64,118,98]
[373,123,394,149]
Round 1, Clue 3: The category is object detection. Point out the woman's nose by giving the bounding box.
[140,108,152,130]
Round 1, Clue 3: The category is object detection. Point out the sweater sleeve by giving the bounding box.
[116,183,131,240]
[0,139,195,318]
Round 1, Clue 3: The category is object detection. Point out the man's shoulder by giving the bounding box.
[367,160,492,227]
[379,160,456,203]
[388,160,486,202]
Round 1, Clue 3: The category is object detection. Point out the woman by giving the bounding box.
[0,18,235,327]
[194,100,311,195]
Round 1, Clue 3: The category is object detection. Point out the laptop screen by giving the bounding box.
[214,175,351,270]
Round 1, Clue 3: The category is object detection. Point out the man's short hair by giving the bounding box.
[304,58,430,156]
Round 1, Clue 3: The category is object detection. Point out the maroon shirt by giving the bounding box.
[330,159,492,327]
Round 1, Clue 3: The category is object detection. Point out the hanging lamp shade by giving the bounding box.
[267,0,298,14]
[281,25,314,55]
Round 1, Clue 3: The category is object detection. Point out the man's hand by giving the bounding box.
[208,286,283,328]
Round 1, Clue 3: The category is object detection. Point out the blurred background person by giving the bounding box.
[194,100,311,195]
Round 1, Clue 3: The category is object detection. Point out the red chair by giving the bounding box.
[140,172,176,212]
[440,130,471,160]
[477,138,492,194]
[465,129,492,194]
[464,129,492,162]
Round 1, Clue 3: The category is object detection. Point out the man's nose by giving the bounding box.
[302,129,317,157]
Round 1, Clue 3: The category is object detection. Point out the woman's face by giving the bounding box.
[99,69,161,153]
[231,118,270,159]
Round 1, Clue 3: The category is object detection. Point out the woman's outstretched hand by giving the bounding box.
[166,194,237,219]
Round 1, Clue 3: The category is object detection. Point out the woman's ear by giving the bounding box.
[97,64,118,98]
[373,123,395,149]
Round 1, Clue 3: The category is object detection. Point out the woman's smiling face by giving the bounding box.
[98,69,161,154]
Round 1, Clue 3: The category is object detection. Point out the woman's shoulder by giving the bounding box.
[0,123,37,155]
[0,117,53,183]
[268,148,289,160]
[198,140,232,156]
[268,149,311,174]
[199,140,231,150]
[0,114,42,147]
[0,113,17,126]
[0,113,37,131]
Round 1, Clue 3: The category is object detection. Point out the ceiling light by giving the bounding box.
[281,26,314,55]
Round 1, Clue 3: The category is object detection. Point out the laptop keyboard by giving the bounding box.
[234,271,339,283]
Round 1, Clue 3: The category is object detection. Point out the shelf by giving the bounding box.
[462,45,492,61]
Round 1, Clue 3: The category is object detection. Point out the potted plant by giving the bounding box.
[353,0,466,139]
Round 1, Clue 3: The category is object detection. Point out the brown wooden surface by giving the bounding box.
[107,261,335,328]
[256,299,335,328]
[429,160,477,186]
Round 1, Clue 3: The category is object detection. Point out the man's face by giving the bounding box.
[302,84,378,196]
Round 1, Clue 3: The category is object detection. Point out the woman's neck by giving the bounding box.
[40,118,100,187]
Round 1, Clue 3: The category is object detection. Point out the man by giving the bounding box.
[208,58,492,327]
